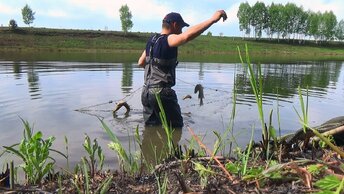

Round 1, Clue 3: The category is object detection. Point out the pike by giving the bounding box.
[194,84,204,106]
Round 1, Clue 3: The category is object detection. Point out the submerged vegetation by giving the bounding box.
[1,49,344,193]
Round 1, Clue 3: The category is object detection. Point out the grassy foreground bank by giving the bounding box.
[1,27,344,63]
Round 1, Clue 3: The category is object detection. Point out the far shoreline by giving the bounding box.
[1,27,344,63]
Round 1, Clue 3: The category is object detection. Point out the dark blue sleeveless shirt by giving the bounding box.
[144,34,178,87]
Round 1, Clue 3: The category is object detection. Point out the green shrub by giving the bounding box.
[9,19,18,31]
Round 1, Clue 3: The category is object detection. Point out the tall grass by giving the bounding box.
[154,92,176,157]
[153,91,185,162]
[294,86,309,133]
[100,119,140,175]
[155,173,168,194]
[238,45,265,136]
[237,44,277,159]
[294,88,344,158]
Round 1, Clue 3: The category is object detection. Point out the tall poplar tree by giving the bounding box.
[119,4,133,34]
[22,4,35,27]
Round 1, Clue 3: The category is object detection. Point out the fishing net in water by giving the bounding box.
[74,86,144,130]
[74,80,233,129]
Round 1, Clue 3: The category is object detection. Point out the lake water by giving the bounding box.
[0,58,344,169]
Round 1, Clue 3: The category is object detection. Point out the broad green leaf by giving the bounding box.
[315,175,341,191]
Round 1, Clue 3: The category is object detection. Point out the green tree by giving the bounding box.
[335,19,344,41]
[251,1,267,39]
[291,5,306,41]
[281,3,297,40]
[236,1,340,42]
[266,3,284,41]
[119,4,133,34]
[206,31,212,36]
[322,11,337,41]
[237,2,251,39]
[9,19,18,31]
[22,4,35,27]
[296,7,309,42]
[307,11,321,41]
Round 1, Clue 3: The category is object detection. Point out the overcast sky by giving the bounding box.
[1,0,344,36]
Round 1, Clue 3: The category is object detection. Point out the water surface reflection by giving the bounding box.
[0,60,343,169]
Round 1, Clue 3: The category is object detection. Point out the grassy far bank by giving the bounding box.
[1,27,344,63]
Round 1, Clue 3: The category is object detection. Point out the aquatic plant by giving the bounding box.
[188,127,234,181]
[100,119,140,175]
[294,87,344,158]
[154,92,177,157]
[2,118,66,185]
[193,161,215,189]
[241,127,255,176]
[225,126,257,177]
[294,86,309,133]
[238,44,277,159]
[82,134,105,178]
[155,173,168,194]
[64,136,70,171]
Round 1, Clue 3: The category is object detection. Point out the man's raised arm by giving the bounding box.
[168,10,227,47]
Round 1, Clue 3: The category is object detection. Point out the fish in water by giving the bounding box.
[183,94,192,100]
[113,100,130,114]
[194,84,204,106]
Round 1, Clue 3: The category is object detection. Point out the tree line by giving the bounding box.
[237,2,344,42]
[7,4,134,33]
[7,2,344,43]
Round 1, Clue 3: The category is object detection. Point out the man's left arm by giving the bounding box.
[138,50,146,68]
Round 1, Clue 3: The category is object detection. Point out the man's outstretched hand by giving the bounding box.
[212,10,227,23]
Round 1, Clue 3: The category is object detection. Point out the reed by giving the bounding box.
[154,92,176,157]
[100,118,140,175]
[237,44,278,159]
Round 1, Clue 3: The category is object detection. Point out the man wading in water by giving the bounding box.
[138,10,227,128]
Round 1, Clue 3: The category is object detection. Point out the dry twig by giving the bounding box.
[187,126,234,182]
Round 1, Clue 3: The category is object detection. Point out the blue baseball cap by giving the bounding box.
[163,12,189,27]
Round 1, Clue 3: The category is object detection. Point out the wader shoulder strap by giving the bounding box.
[147,34,164,63]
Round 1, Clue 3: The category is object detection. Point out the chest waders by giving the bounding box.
[141,34,183,128]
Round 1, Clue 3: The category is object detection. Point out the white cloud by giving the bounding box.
[222,2,240,26]
[180,9,199,26]
[0,3,17,14]
[127,1,170,20]
[42,10,70,18]
[68,0,117,19]
[69,0,170,20]
[290,0,344,19]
